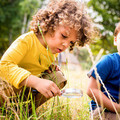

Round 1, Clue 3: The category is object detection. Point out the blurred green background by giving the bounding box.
[0,0,120,69]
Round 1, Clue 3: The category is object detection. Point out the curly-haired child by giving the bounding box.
[0,0,94,110]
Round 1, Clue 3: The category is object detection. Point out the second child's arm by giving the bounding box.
[20,75,61,98]
[87,76,120,113]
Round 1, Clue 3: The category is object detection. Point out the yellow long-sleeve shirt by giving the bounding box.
[0,31,57,89]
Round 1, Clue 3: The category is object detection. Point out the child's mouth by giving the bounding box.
[57,48,62,53]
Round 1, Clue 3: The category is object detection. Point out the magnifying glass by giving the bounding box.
[61,88,83,98]
[32,88,83,98]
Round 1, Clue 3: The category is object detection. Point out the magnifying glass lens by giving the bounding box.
[61,88,83,98]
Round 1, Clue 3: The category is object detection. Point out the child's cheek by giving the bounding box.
[117,41,120,54]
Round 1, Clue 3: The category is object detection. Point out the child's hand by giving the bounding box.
[20,75,61,99]
[44,64,60,74]
[35,78,61,98]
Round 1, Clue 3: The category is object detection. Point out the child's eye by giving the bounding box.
[70,41,74,45]
[61,34,68,38]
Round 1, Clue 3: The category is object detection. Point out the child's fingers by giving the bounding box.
[49,65,53,71]
[47,91,54,98]
[52,83,61,96]
[49,64,57,71]
[37,79,61,98]
[44,69,51,74]
[48,64,61,72]
[55,65,60,71]
[41,90,54,98]
[50,87,59,96]
[47,70,52,73]
[41,91,49,98]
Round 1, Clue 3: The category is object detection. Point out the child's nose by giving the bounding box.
[62,42,70,48]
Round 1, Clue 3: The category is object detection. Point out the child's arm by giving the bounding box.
[87,76,120,113]
[20,75,61,98]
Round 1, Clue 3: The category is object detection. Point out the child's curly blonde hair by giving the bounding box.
[30,0,94,50]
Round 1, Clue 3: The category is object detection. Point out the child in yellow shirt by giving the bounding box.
[0,0,94,109]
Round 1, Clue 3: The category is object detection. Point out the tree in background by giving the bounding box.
[73,47,92,69]
[87,0,120,55]
[0,0,45,56]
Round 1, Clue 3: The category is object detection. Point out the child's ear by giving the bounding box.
[114,36,117,46]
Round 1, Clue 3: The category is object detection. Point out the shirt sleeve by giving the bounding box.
[0,34,32,89]
[87,55,113,83]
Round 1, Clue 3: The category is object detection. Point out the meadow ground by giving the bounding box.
[37,66,91,120]
[0,65,91,120]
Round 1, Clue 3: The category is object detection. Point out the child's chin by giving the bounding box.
[51,51,57,54]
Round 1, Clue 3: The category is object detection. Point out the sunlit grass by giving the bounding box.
[0,45,119,119]
[36,67,91,120]
[0,67,91,120]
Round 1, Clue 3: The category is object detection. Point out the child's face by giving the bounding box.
[44,25,77,54]
[114,32,120,54]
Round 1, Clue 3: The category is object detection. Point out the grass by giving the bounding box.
[37,67,91,119]
[35,67,91,120]
[0,46,119,119]
[0,67,91,120]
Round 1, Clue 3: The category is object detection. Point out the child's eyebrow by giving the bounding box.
[63,30,70,36]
